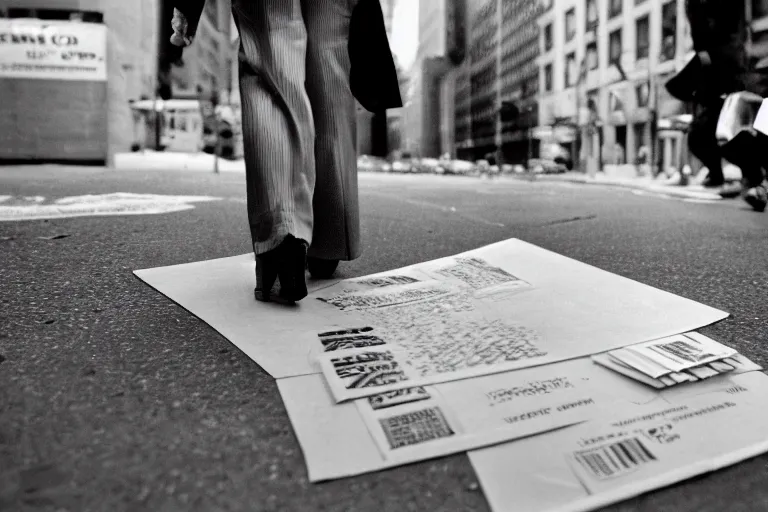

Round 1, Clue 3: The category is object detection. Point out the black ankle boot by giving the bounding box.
[276,235,309,302]
[254,236,308,303]
[307,257,339,279]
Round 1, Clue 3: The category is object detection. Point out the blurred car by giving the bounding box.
[391,159,416,173]
[527,158,568,174]
[418,158,444,174]
[541,143,573,170]
[357,155,391,173]
[445,159,476,175]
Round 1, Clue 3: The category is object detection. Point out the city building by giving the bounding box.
[536,0,695,172]
[460,0,499,161]
[402,0,448,157]
[169,0,232,102]
[452,0,541,164]
[0,0,160,164]
[499,0,542,164]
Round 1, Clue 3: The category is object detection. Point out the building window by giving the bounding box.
[636,15,649,59]
[609,29,622,65]
[565,52,576,86]
[544,63,553,92]
[544,23,553,51]
[586,41,598,70]
[608,0,622,19]
[586,0,598,31]
[565,8,576,42]
[660,1,677,62]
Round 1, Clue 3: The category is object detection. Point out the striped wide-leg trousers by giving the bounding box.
[232,0,360,261]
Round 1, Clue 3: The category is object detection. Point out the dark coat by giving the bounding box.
[168,0,402,113]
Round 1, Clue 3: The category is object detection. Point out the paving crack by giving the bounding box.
[543,214,597,226]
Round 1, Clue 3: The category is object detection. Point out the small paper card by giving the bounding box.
[624,333,737,373]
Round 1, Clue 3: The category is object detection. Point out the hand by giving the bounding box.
[170,8,193,47]
[698,51,712,68]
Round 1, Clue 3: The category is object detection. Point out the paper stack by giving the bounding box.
[593,332,740,388]
[134,238,768,512]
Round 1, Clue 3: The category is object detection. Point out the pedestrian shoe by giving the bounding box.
[718,183,743,199]
[701,175,725,188]
[276,235,309,302]
[254,235,309,304]
[307,257,340,279]
[742,182,768,212]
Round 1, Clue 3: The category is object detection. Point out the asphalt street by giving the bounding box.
[1,165,767,512]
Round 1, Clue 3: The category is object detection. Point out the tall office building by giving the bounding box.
[536,0,694,170]
[452,0,541,163]
[499,0,542,164]
[402,0,448,157]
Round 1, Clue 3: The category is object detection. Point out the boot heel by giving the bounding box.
[277,236,308,302]
[254,254,278,302]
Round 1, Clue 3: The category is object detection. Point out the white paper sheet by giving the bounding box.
[135,239,727,382]
[625,333,737,373]
[468,370,768,512]
[278,352,759,482]
[311,240,728,401]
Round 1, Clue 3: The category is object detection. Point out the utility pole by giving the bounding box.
[648,65,658,177]
[212,90,220,174]
[494,0,503,166]
[574,58,586,172]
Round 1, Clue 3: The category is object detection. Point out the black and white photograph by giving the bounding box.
[2,0,768,511]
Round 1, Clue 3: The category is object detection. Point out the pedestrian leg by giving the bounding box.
[232,0,316,255]
[301,0,361,261]
[688,100,725,187]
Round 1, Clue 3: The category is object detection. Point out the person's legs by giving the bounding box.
[688,100,725,187]
[301,0,361,264]
[232,0,316,256]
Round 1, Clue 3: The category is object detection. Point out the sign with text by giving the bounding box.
[0,18,107,81]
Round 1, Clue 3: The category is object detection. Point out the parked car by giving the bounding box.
[527,158,568,174]
[418,158,444,174]
[390,159,415,173]
[357,155,390,173]
[445,159,476,175]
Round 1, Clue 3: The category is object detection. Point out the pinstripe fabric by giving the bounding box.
[232,0,360,260]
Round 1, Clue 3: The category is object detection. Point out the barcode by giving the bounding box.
[654,340,713,363]
[574,437,657,479]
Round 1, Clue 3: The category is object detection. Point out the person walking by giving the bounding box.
[168,0,401,303]
[682,0,751,190]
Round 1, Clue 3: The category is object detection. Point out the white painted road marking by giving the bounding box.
[0,193,220,221]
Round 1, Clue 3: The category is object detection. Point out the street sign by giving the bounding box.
[0,18,107,81]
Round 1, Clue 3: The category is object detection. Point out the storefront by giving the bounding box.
[0,16,108,162]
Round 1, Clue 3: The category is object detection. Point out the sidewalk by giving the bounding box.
[114,151,246,173]
[519,170,738,201]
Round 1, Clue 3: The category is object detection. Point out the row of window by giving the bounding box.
[542,1,677,92]
[543,0,647,22]
[544,0,676,52]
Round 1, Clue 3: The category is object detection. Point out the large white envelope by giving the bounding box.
[277,354,760,482]
[468,370,768,512]
[136,239,729,381]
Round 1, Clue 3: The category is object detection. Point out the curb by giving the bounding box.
[515,174,724,201]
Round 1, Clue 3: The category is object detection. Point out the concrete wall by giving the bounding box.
[0,0,158,163]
